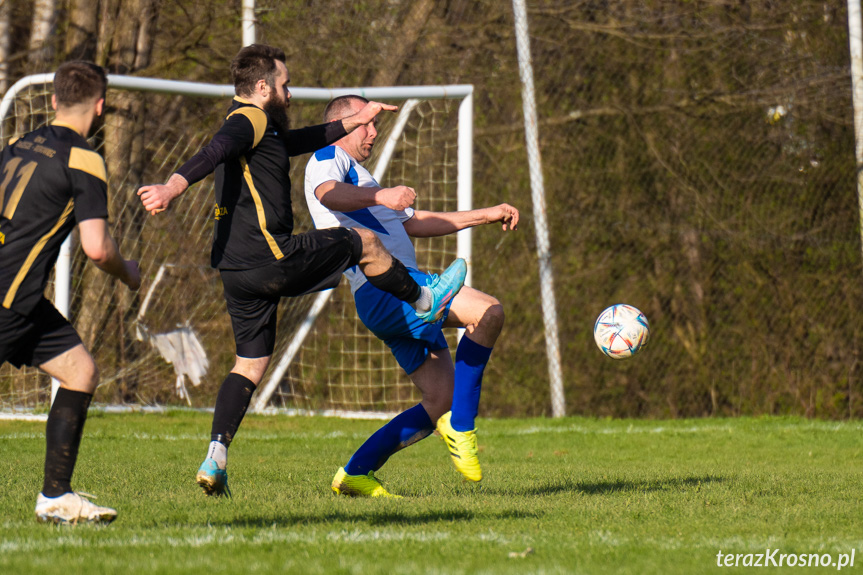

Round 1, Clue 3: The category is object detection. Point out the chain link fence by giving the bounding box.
[1,0,859,418]
[257,0,863,418]
[523,2,860,418]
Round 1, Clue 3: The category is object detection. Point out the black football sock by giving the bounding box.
[210,372,257,447]
[365,258,422,303]
[42,388,92,498]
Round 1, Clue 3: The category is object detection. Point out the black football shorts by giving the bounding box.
[219,227,363,358]
[0,297,83,368]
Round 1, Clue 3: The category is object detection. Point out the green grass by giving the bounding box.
[1,413,861,574]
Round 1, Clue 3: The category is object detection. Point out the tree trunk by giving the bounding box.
[75,0,159,401]
[95,0,118,66]
[370,0,436,86]
[65,0,99,61]
[0,0,11,94]
[28,0,56,70]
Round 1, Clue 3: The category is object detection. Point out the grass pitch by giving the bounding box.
[0,413,861,574]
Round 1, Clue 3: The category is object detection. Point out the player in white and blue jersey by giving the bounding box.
[305,95,519,496]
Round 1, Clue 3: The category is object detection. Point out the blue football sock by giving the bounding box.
[450,335,493,432]
[344,403,433,476]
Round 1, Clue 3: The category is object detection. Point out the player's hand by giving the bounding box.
[137,184,174,214]
[345,101,399,130]
[488,203,519,231]
[137,174,188,215]
[377,185,416,211]
[123,260,141,290]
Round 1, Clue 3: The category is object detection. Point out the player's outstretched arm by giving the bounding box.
[316,181,417,212]
[137,173,189,215]
[138,118,253,214]
[340,101,399,133]
[78,218,141,290]
[403,203,520,238]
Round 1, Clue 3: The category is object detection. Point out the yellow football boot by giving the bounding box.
[437,411,482,482]
[331,467,402,498]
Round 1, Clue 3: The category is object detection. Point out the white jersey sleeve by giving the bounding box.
[304,145,353,231]
[305,146,350,192]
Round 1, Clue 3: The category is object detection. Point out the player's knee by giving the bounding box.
[232,356,270,385]
[76,358,99,392]
[478,298,505,336]
[354,227,374,247]
[89,362,100,387]
[355,228,383,258]
[421,392,451,422]
[419,378,452,421]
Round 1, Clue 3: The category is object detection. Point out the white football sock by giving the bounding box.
[207,441,227,470]
[410,286,432,312]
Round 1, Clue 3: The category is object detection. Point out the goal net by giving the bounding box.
[0,76,473,415]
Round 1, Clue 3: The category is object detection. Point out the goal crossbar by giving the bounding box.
[1,75,474,129]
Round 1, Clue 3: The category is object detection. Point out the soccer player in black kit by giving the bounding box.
[137,44,466,497]
[0,61,140,523]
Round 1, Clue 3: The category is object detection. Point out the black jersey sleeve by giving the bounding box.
[283,121,348,157]
[176,112,259,185]
[68,146,109,222]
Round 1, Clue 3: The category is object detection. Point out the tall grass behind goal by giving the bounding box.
[0,76,472,414]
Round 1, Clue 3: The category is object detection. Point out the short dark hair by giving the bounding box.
[54,61,107,107]
[231,44,286,97]
[323,95,369,122]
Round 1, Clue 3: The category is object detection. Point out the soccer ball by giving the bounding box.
[593,304,650,359]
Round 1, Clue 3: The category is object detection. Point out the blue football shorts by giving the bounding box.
[353,268,453,374]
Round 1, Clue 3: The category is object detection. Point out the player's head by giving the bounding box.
[232,44,291,132]
[323,95,369,124]
[53,60,107,113]
[325,95,377,162]
[232,44,289,101]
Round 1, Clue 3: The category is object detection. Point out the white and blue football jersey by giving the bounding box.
[304,145,418,294]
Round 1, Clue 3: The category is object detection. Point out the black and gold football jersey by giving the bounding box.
[176,97,346,270]
[0,122,108,316]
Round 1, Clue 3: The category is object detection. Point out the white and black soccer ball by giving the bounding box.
[593,304,650,360]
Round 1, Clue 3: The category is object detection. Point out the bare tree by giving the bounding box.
[75,0,160,400]
[0,0,10,94]
[65,0,99,61]
[28,0,56,70]
[371,0,436,86]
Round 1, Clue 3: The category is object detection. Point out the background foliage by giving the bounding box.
[0,0,860,418]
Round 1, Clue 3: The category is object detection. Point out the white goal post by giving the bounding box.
[0,74,474,415]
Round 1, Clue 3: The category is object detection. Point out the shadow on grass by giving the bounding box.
[486,474,727,497]
[204,508,540,528]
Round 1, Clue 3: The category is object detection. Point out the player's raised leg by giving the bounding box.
[354,227,467,324]
[332,348,454,497]
[35,344,117,524]
[436,286,504,482]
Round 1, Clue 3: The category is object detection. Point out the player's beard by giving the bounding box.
[263,93,291,134]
